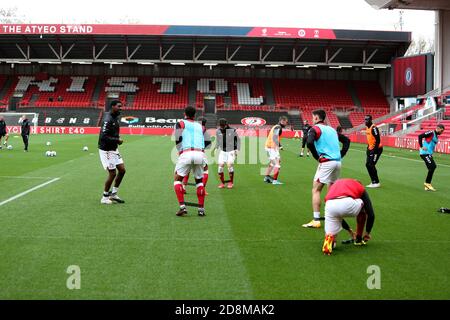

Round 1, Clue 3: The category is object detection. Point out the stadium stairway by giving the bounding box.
[287,110,302,130]
[203,113,218,129]
[264,79,276,107]
[91,77,104,103]
[188,80,197,107]
[337,113,353,129]
[126,94,136,108]
[347,82,362,109]
[0,77,14,101]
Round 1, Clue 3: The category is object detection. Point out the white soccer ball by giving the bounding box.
[6,145,13,150]
[45,151,51,157]
[51,151,57,157]
[83,146,89,151]
[46,141,52,146]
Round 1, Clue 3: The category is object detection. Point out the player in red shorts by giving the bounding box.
[322,178,375,255]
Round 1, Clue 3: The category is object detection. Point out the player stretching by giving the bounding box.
[419,124,445,191]
[303,109,347,228]
[299,120,311,157]
[174,106,206,217]
[264,116,288,185]
[322,179,375,255]
[365,115,383,188]
[215,118,240,189]
[0,116,9,149]
[98,100,126,205]
[182,117,211,194]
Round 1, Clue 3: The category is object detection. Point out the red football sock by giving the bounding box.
[229,172,234,183]
[182,174,189,186]
[196,185,205,208]
[202,172,209,188]
[273,167,280,180]
[174,182,185,205]
[219,172,225,184]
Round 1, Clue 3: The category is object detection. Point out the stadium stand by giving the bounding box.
[405,118,450,140]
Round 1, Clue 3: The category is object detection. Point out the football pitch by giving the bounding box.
[0,134,449,299]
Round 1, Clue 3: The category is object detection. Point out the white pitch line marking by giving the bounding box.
[0,178,60,207]
[349,148,450,168]
[0,176,55,180]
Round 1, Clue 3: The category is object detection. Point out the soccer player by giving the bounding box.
[322,178,375,255]
[20,115,30,152]
[0,116,9,149]
[98,100,126,205]
[214,118,240,189]
[365,115,383,188]
[173,106,206,217]
[302,109,344,228]
[299,120,311,157]
[182,117,211,194]
[418,124,445,191]
[264,116,288,185]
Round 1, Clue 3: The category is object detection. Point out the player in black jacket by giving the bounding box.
[0,116,9,149]
[20,115,30,152]
[300,120,311,157]
[98,100,126,204]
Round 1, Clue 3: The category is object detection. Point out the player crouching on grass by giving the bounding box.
[214,118,240,189]
[418,124,445,191]
[98,100,126,205]
[322,179,375,255]
[173,106,206,217]
[264,116,288,185]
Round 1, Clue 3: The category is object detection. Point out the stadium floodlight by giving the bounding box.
[6,60,31,64]
[137,62,155,65]
[203,63,218,66]
[374,65,388,69]
[297,64,317,68]
[104,62,123,65]
[266,64,284,67]
[235,63,251,67]
[362,67,375,70]
[339,65,353,68]
[329,66,342,69]
[170,62,186,66]
[72,61,92,64]
[39,61,61,64]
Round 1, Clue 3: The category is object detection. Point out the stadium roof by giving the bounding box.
[366,0,450,11]
[0,24,411,67]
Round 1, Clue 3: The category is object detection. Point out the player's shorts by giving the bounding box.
[0,132,6,137]
[314,160,341,184]
[265,148,280,161]
[99,149,124,171]
[325,197,364,235]
[218,150,236,164]
[175,150,205,179]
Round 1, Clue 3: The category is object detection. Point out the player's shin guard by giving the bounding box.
[356,212,367,239]
[203,171,209,187]
[218,166,225,184]
[273,165,280,180]
[196,183,205,208]
[174,181,185,206]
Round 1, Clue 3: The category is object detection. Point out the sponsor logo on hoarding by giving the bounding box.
[405,67,413,86]
[121,116,140,124]
[298,29,306,37]
[241,117,266,127]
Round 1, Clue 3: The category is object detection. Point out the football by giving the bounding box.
[6,145,13,150]
[46,141,52,146]
[83,146,89,151]
[45,151,51,157]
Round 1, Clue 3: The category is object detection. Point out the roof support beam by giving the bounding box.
[48,44,61,60]
[127,44,141,60]
[260,46,274,62]
[227,46,241,61]
[93,44,108,60]
[62,43,75,59]
[160,44,174,61]
[293,47,308,63]
[15,44,29,60]
[194,45,208,61]
[328,48,342,63]
[365,49,378,64]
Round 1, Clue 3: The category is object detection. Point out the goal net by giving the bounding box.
[0,112,39,133]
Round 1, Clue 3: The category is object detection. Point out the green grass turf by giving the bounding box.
[0,133,449,299]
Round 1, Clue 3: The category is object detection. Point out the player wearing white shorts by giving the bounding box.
[322,179,375,255]
[303,109,348,228]
[264,116,288,185]
[98,100,126,205]
[214,118,240,189]
[173,106,206,217]
[182,117,211,195]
